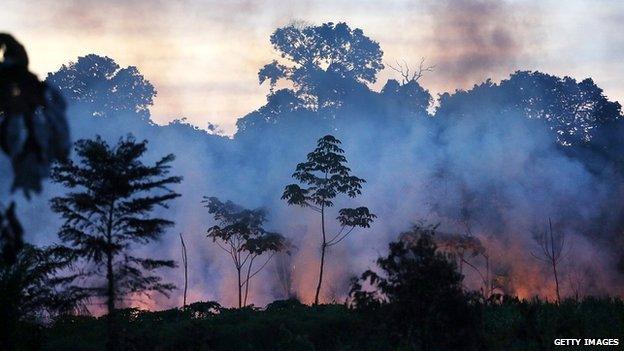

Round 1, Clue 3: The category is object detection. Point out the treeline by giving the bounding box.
[12,298,624,350]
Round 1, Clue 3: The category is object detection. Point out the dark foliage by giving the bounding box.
[0,227,86,349]
[47,54,155,122]
[204,197,286,307]
[0,33,75,350]
[436,71,622,145]
[1,204,86,349]
[258,22,383,109]
[0,203,22,266]
[3,297,618,351]
[50,135,181,350]
[0,33,70,195]
[350,225,484,350]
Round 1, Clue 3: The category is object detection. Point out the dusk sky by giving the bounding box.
[2,0,623,134]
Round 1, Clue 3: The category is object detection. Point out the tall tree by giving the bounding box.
[50,135,182,351]
[531,218,569,303]
[46,54,155,122]
[282,135,375,305]
[258,22,384,109]
[179,233,188,308]
[203,197,285,308]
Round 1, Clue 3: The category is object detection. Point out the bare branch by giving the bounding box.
[246,252,276,281]
[327,226,356,247]
[387,57,435,84]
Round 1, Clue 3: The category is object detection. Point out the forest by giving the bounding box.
[1,20,624,350]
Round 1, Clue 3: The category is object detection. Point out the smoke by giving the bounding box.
[426,0,536,87]
[2,31,623,311]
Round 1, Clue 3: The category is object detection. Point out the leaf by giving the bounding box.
[0,33,70,196]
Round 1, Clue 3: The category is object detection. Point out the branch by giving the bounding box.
[530,250,550,263]
[245,252,276,282]
[387,57,435,84]
[214,240,232,255]
[241,251,253,267]
[326,225,347,244]
[304,201,322,213]
[460,257,487,286]
[326,226,356,247]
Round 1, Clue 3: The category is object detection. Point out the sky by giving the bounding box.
[2,0,623,134]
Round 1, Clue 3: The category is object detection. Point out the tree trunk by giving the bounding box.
[180,233,188,308]
[314,203,326,305]
[237,267,242,308]
[105,202,117,351]
[549,219,561,303]
[243,256,256,307]
[552,260,560,303]
[106,249,116,351]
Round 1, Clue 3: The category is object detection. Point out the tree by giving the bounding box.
[1,202,85,350]
[50,135,182,351]
[387,57,435,85]
[179,233,188,308]
[531,218,570,303]
[203,197,285,308]
[0,33,70,195]
[1,33,73,349]
[46,54,156,121]
[436,71,622,145]
[0,239,87,349]
[349,225,483,350]
[427,231,503,300]
[282,135,375,305]
[259,22,384,109]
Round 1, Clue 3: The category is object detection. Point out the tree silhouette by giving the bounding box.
[531,218,570,303]
[350,225,483,350]
[1,202,84,350]
[203,197,285,308]
[236,23,432,139]
[1,33,73,350]
[0,236,87,349]
[50,135,181,351]
[0,33,70,195]
[436,71,622,145]
[179,233,188,308]
[259,22,384,109]
[387,57,435,85]
[46,54,156,121]
[428,231,503,299]
[282,135,375,305]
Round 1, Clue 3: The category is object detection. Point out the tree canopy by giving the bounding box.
[259,22,384,109]
[47,54,156,121]
[436,71,623,145]
[204,197,285,308]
